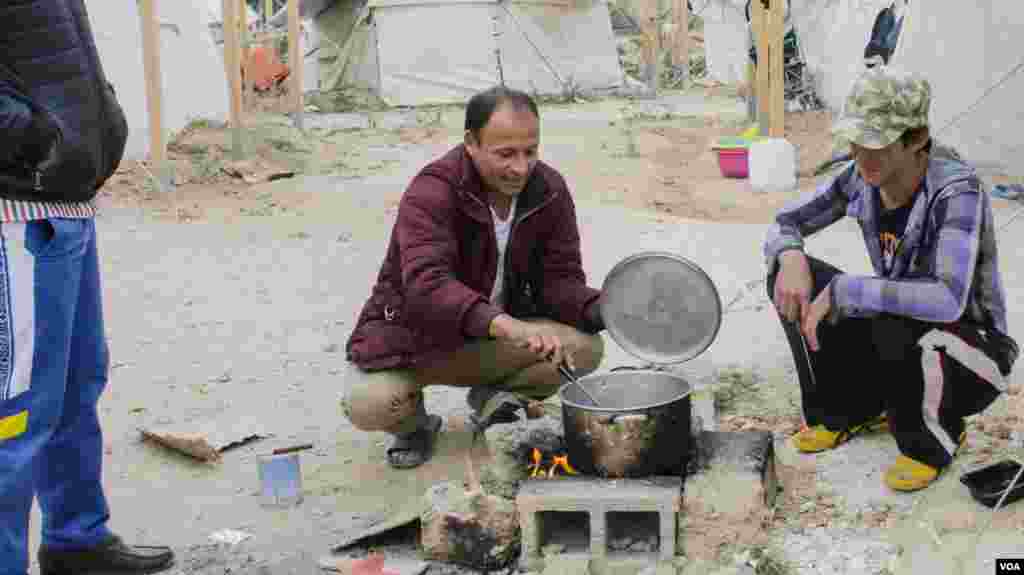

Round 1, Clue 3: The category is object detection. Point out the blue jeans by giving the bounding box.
[0,219,112,575]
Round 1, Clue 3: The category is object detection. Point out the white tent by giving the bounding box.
[694,0,890,107]
[893,2,1024,173]
[86,0,230,160]
[312,0,623,106]
[696,0,1023,173]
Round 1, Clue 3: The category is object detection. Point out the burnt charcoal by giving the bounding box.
[686,430,774,477]
[421,481,520,571]
[608,537,631,551]
[512,429,567,463]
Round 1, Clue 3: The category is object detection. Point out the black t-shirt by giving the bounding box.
[878,190,919,275]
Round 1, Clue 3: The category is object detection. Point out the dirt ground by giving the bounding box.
[99,86,838,227]
[83,84,1024,575]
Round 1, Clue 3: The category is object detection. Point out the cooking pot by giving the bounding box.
[558,252,722,478]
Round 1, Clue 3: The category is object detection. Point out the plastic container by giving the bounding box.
[716,148,749,178]
[259,453,304,508]
[959,459,1024,508]
[748,138,797,193]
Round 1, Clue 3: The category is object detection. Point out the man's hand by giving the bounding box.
[489,314,573,370]
[801,283,831,352]
[773,250,813,323]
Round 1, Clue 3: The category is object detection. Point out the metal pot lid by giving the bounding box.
[599,251,722,365]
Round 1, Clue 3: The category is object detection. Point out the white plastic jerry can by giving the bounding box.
[749,138,798,193]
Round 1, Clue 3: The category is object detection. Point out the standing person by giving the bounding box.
[0,2,174,574]
[343,86,606,469]
[763,65,1018,492]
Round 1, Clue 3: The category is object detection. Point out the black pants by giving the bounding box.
[767,256,1005,469]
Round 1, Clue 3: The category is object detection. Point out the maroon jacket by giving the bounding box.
[346,145,604,371]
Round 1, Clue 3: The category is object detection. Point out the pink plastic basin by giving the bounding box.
[716,148,749,179]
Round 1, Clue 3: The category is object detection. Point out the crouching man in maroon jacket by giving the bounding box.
[343,86,606,469]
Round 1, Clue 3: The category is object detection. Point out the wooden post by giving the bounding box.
[752,0,769,136]
[288,0,304,128]
[671,0,689,73]
[239,0,253,111]
[140,0,170,191]
[767,0,785,137]
[265,0,274,24]
[637,0,659,96]
[752,0,785,137]
[223,0,245,159]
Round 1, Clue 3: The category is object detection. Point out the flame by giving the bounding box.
[529,448,543,477]
[527,448,578,478]
[549,454,579,477]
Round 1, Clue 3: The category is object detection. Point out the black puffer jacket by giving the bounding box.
[0,0,127,203]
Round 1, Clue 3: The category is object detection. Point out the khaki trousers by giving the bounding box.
[342,319,604,434]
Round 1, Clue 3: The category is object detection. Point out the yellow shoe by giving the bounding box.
[792,425,843,453]
[884,455,940,492]
[884,432,967,492]
[791,414,889,453]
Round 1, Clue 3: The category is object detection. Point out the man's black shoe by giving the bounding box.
[38,535,174,574]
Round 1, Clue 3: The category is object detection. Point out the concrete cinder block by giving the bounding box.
[517,476,682,572]
[677,431,776,562]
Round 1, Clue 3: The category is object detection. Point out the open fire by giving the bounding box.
[528,447,579,478]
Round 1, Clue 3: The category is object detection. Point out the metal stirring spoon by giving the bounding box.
[557,363,602,407]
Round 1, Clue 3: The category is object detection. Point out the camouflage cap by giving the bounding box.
[832,65,931,150]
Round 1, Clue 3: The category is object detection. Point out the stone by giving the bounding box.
[480,414,566,499]
[677,431,777,562]
[420,481,520,571]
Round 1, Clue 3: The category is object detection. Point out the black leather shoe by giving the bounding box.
[38,535,174,574]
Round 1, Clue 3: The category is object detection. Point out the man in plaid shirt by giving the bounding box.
[763,65,1019,491]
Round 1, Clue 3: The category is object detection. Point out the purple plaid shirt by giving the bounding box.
[763,147,1011,338]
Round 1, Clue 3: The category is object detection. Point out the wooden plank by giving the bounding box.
[223,0,245,159]
[768,0,785,137]
[671,0,689,71]
[139,0,169,190]
[288,0,303,121]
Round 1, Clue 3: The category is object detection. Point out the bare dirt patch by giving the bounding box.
[101,89,839,226]
[617,109,834,223]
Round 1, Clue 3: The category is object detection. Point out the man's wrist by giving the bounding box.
[488,314,512,339]
[778,248,805,265]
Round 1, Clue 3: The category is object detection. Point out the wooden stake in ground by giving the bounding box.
[768,0,785,137]
[636,0,659,96]
[222,0,245,159]
[139,0,170,191]
[671,0,690,74]
[239,0,253,112]
[753,0,785,137]
[288,0,303,128]
[752,0,769,136]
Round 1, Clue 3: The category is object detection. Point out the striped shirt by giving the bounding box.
[0,198,96,222]
[763,146,1011,338]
